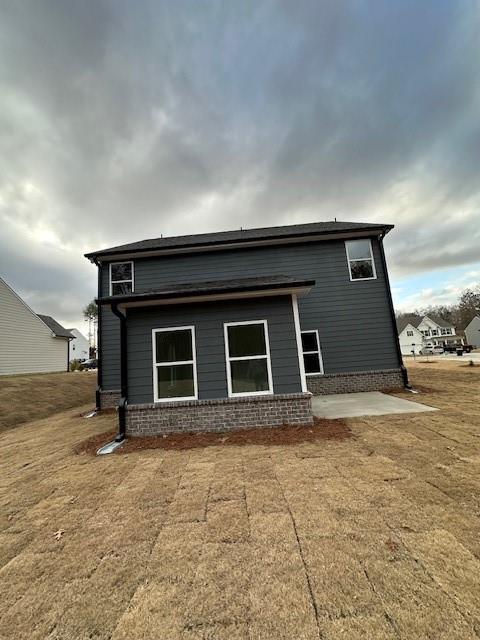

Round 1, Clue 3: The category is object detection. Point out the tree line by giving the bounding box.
[396,284,480,332]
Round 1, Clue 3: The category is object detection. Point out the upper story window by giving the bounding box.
[406,330,414,337]
[109,261,134,295]
[441,328,452,335]
[431,329,438,336]
[345,240,377,281]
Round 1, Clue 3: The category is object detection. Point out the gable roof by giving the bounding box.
[396,315,422,334]
[396,313,454,334]
[37,315,73,339]
[85,220,393,261]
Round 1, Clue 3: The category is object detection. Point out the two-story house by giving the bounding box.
[85,221,407,440]
[397,314,463,355]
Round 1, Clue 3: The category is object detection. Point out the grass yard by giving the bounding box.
[0,371,96,432]
[0,360,479,639]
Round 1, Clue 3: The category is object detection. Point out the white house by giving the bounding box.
[465,316,480,347]
[397,314,463,356]
[0,277,73,375]
[67,328,90,361]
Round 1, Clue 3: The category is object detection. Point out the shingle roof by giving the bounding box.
[85,220,393,260]
[37,315,74,339]
[98,275,315,305]
[396,313,454,334]
[396,314,422,334]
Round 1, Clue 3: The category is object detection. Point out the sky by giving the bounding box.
[1,1,479,335]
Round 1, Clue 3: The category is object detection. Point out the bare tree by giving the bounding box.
[83,301,98,353]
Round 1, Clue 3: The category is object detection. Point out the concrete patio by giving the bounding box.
[312,391,438,419]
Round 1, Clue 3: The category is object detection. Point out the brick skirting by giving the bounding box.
[99,389,121,409]
[125,393,313,437]
[306,368,404,395]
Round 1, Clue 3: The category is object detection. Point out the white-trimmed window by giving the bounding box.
[431,329,438,336]
[224,320,273,397]
[301,330,324,375]
[345,240,377,281]
[110,261,134,295]
[406,330,414,336]
[152,326,197,402]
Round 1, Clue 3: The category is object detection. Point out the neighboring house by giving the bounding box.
[465,316,480,347]
[0,277,73,375]
[85,220,407,439]
[67,328,90,361]
[397,314,463,355]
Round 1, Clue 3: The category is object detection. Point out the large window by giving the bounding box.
[109,261,134,295]
[152,326,197,402]
[301,330,323,375]
[224,320,273,397]
[345,240,376,281]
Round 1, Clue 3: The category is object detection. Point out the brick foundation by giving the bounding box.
[99,389,121,409]
[306,368,404,395]
[125,393,313,437]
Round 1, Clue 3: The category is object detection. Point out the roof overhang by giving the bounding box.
[86,227,392,263]
[97,278,315,310]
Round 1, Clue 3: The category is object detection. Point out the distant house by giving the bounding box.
[397,314,463,355]
[465,316,480,347]
[0,277,73,375]
[67,328,90,361]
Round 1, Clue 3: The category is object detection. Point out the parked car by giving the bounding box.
[81,358,97,370]
[419,345,444,355]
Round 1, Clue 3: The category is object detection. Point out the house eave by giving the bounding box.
[86,227,392,263]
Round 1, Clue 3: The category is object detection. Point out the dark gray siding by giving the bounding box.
[126,296,302,404]
[100,237,399,390]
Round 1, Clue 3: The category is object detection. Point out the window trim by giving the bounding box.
[152,325,198,403]
[345,239,377,281]
[301,329,324,376]
[224,319,274,398]
[109,261,135,296]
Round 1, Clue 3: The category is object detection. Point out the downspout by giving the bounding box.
[379,232,411,389]
[111,303,127,442]
[95,259,103,410]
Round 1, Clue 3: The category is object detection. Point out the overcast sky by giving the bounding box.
[1,1,479,334]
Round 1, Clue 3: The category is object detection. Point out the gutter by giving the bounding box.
[95,259,103,410]
[379,232,411,389]
[110,303,128,442]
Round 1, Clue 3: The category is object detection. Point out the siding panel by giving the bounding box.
[100,237,399,390]
[126,296,302,404]
[0,279,68,375]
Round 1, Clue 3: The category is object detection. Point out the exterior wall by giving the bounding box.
[465,316,480,347]
[126,296,302,404]
[100,237,400,390]
[126,393,313,436]
[307,368,404,394]
[68,328,90,361]
[0,278,68,376]
[399,325,423,355]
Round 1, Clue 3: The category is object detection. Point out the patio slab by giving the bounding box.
[312,391,438,419]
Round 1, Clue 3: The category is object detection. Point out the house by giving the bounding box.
[0,277,73,375]
[85,220,407,439]
[67,328,90,361]
[397,314,463,355]
[465,316,480,347]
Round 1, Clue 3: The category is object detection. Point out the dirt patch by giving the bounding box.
[74,417,351,456]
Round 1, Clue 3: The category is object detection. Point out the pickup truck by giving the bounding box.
[443,344,474,354]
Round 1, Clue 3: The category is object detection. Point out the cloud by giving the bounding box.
[0,1,479,326]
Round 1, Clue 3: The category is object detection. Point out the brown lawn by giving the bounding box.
[0,371,96,432]
[0,360,479,639]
